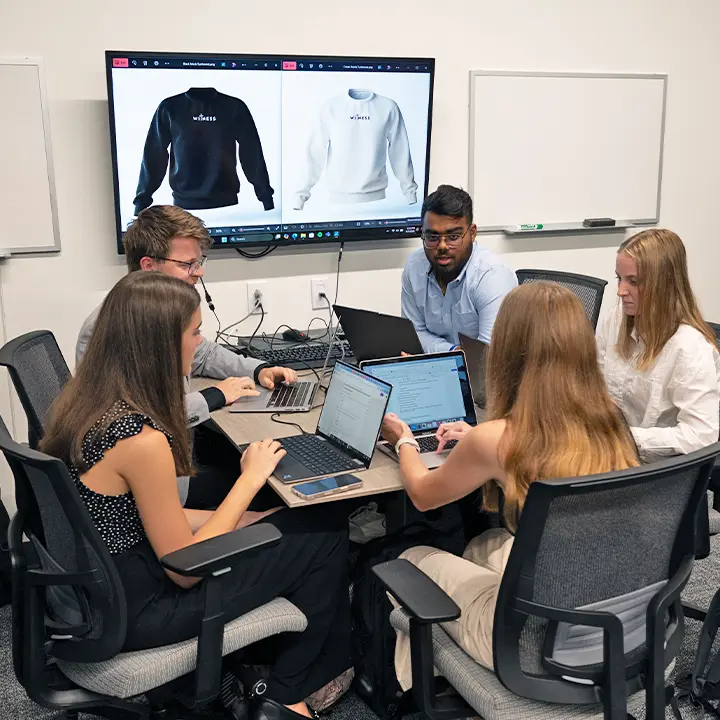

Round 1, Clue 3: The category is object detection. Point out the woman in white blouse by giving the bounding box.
[596,228,720,463]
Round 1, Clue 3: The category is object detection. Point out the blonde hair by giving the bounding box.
[484,282,639,530]
[123,206,212,272]
[616,229,715,371]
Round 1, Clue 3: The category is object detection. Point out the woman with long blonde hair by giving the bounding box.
[381,282,638,682]
[596,228,720,463]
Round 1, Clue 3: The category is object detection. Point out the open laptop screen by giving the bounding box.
[317,362,392,464]
[361,352,477,433]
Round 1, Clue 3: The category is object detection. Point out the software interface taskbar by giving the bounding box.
[207,217,423,245]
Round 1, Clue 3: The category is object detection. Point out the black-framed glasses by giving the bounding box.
[152,255,207,274]
[421,227,471,248]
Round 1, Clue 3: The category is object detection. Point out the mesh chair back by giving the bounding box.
[515,269,607,329]
[0,331,71,448]
[0,412,127,665]
[494,442,719,699]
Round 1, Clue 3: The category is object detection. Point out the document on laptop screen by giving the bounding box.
[365,355,467,431]
[318,364,390,460]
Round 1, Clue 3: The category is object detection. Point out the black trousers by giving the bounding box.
[119,504,351,705]
[186,421,280,511]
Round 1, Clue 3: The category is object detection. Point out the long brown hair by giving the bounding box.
[41,272,200,476]
[617,229,715,370]
[484,282,639,530]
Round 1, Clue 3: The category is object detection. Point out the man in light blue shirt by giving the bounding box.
[401,185,517,353]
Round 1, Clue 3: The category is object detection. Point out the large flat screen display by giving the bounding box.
[106,51,434,251]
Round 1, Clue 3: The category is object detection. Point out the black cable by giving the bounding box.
[247,303,265,351]
[334,241,344,305]
[270,413,307,435]
[235,244,278,259]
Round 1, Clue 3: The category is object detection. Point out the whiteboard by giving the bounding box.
[0,58,60,254]
[469,71,667,231]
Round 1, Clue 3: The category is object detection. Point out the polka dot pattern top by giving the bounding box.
[69,400,173,556]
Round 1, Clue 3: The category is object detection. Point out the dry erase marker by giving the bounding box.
[515,224,544,230]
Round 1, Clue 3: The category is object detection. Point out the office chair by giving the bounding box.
[0,412,307,718]
[704,322,720,533]
[515,270,607,330]
[0,330,71,448]
[375,441,720,720]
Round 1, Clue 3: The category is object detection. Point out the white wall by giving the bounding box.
[1,0,720,508]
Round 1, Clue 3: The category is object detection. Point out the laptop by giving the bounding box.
[272,361,392,483]
[360,350,477,468]
[458,333,489,409]
[229,377,319,414]
[333,305,424,362]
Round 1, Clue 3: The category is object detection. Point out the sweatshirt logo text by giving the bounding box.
[349,114,371,120]
[193,113,216,122]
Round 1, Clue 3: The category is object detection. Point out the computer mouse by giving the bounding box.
[282,328,308,342]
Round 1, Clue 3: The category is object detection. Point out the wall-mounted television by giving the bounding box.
[105,51,435,252]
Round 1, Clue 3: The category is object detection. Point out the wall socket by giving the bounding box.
[311,276,329,311]
[246,280,267,315]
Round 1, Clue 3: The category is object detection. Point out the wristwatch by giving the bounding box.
[395,437,421,455]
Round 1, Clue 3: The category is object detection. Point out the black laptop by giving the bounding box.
[458,333,489,408]
[272,361,392,483]
[333,305,424,362]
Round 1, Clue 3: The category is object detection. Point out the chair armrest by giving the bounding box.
[373,558,460,624]
[160,523,281,577]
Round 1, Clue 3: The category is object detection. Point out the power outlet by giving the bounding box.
[247,280,268,315]
[311,276,329,311]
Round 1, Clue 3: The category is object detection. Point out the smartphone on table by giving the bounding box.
[290,474,363,500]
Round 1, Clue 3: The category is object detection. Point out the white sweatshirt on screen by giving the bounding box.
[293,89,417,209]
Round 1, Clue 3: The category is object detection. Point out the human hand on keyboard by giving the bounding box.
[436,421,473,452]
[240,439,287,487]
[216,377,260,405]
[258,366,298,390]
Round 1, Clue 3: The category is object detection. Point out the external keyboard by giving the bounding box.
[280,435,360,475]
[249,341,355,369]
[267,381,314,409]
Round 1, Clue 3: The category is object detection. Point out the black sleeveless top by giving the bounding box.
[69,401,173,555]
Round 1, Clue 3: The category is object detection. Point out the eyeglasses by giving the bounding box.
[421,227,471,248]
[152,255,207,274]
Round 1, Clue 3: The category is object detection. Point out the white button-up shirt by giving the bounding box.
[596,306,720,463]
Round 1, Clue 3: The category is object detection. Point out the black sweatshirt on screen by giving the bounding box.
[134,88,274,214]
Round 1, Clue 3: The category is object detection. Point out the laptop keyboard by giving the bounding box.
[384,436,458,454]
[280,434,360,475]
[417,436,458,453]
[267,381,314,409]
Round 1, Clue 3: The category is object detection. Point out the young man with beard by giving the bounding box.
[401,185,517,352]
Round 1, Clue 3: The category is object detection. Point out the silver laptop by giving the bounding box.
[457,333,488,409]
[360,350,478,468]
[229,378,318,413]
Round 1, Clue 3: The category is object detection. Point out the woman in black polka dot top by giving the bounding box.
[41,272,350,720]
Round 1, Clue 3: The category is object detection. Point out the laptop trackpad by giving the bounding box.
[274,455,314,483]
[422,452,448,469]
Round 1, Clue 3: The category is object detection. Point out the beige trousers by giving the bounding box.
[393,528,514,691]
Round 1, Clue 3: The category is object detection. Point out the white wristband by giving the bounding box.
[395,437,421,455]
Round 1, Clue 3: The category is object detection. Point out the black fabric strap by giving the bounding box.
[253,363,271,384]
[200,386,226,412]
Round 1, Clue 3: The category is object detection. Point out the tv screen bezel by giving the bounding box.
[105,50,435,253]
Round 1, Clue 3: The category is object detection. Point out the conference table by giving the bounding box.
[191,376,407,507]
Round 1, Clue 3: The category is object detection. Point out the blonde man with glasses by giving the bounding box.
[76,206,296,509]
[401,185,517,352]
